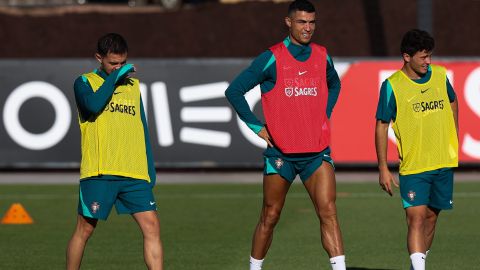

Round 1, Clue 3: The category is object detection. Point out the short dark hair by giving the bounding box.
[400,29,434,56]
[96,33,128,56]
[288,0,315,16]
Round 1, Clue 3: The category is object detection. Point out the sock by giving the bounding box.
[410,252,426,270]
[250,256,264,270]
[329,255,346,270]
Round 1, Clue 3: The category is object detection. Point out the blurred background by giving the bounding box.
[0,0,479,170]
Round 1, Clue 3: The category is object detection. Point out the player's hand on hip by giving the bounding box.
[258,127,273,147]
[378,168,398,196]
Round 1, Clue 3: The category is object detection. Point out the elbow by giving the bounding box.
[83,103,105,117]
[225,87,233,98]
[224,88,235,103]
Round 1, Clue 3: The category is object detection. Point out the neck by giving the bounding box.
[288,35,309,47]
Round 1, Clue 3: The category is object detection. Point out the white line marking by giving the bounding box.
[179,127,231,147]
[181,107,232,122]
[151,82,174,147]
[179,82,229,103]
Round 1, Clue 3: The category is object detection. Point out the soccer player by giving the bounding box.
[66,33,163,270]
[375,29,458,270]
[225,1,346,269]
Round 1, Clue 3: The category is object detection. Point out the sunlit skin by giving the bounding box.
[402,50,432,79]
[285,10,315,45]
[95,52,128,75]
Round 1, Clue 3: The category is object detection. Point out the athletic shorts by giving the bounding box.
[399,168,454,210]
[77,178,157,220]
[263,147,335,183]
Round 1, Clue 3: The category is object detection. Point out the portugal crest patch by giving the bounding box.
[284,87,293,97]
[275,158,284,169]
[407,191,416,201]
[91,202,100,214]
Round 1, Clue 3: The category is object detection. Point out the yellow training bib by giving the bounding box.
[78,72,149,181]
[388,64,458,175]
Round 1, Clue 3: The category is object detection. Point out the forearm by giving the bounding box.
[75,65,134,119]
[225,62,267,133]
[326,78,341,118]
[375,120,390,170]
[326,57,341,118]
[225,86,263,133]
[75,74,118,117]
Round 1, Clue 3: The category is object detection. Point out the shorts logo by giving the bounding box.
[408,191,416,201]
[285,87,293,97]
[275,158,284,169]
[91,202,100,214]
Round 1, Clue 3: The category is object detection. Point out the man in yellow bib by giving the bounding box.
[375,29,458,270]
[66,33,163,270]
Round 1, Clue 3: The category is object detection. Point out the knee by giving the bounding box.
[76,222,95,240]
[407,214,426,229]
[261,207,282,228]
[317,201,338,222]
[141,217,161,238]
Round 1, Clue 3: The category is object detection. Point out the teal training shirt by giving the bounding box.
[376,66,456,123]
[73,69,156,183]
[225,36,341,135]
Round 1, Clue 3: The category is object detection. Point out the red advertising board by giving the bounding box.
[331,61,480,164]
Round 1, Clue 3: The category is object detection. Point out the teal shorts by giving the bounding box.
[400,168,454,210]
[78,178,157,220]
[263,147,335,183]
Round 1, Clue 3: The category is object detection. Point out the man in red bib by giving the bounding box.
[225,1,345,269]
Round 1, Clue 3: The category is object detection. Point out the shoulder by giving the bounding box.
[380,80,394,99]
[386,70,404,85]
[430,64,447,77]
[431,64,446,71]
[74,74,90,89]
[252,49,275,73]
[310,43,327,52]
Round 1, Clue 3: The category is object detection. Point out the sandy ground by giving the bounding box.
[0,170,479,184]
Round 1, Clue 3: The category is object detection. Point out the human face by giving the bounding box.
[285,10,316,45]
[95,52,128,75]
[403,50,432,78]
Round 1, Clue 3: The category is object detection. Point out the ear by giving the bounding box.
[285,16,292,28]
[95,53,102,63]
[402,53,411,63]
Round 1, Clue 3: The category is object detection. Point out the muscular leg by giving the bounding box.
[132,210,163,270]
[66,215,98,270]
[405,206,428,254]
[424,207,440,251]
[251,174,291,259]
[303,162,344,257]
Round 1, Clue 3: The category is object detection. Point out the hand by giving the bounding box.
[378,167,399,196]
[257,127,273,147]
[116,64,136,82]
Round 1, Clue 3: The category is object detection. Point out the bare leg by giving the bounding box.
[251,174,291,259]
[405,206,428,254]
[303,162,344,257]
[66,215,98,270]
[424,206,440,250]
[132,210,163,270]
